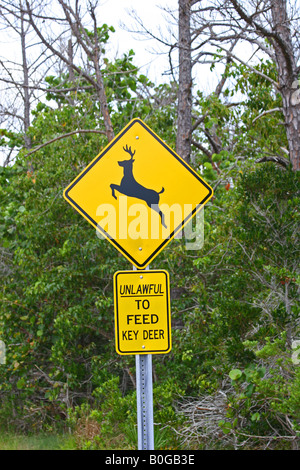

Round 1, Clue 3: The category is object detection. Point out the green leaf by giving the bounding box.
[218,420,232,434]
[257,367,266,378]
[251,412,260,422]
[245,383,255,397]
[229,369,243,380]
[17,378,26,389]
[204,162,213,170]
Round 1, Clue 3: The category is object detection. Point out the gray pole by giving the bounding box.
[133,264,154,450]
[136,354,154,450]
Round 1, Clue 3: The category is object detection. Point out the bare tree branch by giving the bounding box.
[252,107,283,123]
[24,128,106,157]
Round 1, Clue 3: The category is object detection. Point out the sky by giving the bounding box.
[96,0,177,83]
[0,0,176,82]
[0,0,177,164]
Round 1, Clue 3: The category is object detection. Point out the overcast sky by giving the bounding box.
[96,0,177,83]
[0,0,176,82]
[0,1,177,164]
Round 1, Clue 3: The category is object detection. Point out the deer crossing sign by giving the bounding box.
[63,118,213,268]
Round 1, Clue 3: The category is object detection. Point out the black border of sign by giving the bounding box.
[114,270,171,355]
[64,118,213,268]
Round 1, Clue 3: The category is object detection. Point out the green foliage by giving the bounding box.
[164,161,299,449]
[0,432,71,450]
[0,43,179,442]
[223,332,300,448]
[84,24,115,47]
[0,37,299,450]
[193,59,287,175]
[65,376,182,450]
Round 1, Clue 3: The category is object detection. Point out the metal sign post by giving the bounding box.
[133,264,154,450]
[136,353,154,450]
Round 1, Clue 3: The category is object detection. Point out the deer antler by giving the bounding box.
[123,145,136,158]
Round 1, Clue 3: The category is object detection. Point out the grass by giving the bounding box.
[0,433,76,450]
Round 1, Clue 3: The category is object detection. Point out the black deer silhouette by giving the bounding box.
[110,145,167,228]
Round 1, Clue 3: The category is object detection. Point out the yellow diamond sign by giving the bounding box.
[63,118,213,268]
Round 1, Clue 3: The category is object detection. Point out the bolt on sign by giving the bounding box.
[113,270,171,355]
[63,118,213,268]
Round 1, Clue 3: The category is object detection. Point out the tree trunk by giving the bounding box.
[20,1,31,150]
[93,51,115,143]
[90,2,115,143]
[67,38,75,84]
[270,0,300,171]
[228,0,300,171]
[176,0,192,163]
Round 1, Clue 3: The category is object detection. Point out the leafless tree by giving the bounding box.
[0,0,117,164]
[24,0,114,142]
[134,1,299,169]
[230,0,300,170]
[0,0,53,163]
[188,0,300,170]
